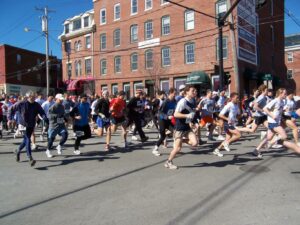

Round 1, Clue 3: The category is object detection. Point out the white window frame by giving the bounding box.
[216,0,227,19]
[131,0,138,15]
[161,15,170,36]
[85,58,92,75]
[114,29,121,47]
[145,20,153,40]
[112,84,119,95]
[114,3,121,21]
[100,33,106,50]
[130,24,138,43]
[101,85,108,92]
[287,52,293,62]
[100,59,107,75]
[131,53,138,71]
[160,80,169,92]
[134,82,144,93]
[73,19,81,31]
[145,0,152,10]
[145,49,153,69]
[85,35,91,49]
[161,0,169,5]
[216,37,228,60]
[100,8,106,25]
[174,78,186,91]
[162,47,171,67]
[123,83,131,100]
[287,69,293,79]
[83,16,89,27]
[114,56,121,73]
[185,10,195,31]
[185,43,195,64]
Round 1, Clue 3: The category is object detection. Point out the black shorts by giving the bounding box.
[282,114,292,121]
[111,116,126,125]
[254,115,267,125]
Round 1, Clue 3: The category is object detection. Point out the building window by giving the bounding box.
[216,0,227,19]
[73,19,81,31]
[114,29,121,47]
[174,78,186,91]
[161,15,170,36]
[75,60,82,77]
[145,0,152,10]
[17,71,22,81]
[216,37,228,60]
[67,63,72,78]
[131,53,138,71]
[123,83,131,100]
[65,41,71,54]
[161,0,169,5]
[100,9,106,25]
[114,56,121,73]
[85,36,91,49]
[270,0,274,16]
[100,33,106,50]
[185,10,194,30]
[112,84,118,95]
[130,24,138,43]
[65,24,69,34]
[145,49,153,69]
[185,43,195,64]
[75,41,82,52]
[287,69,293,79]
[131,0,138,15]
[114,3,121,20]
[100,59,107,75]
[160,80,169,92]
[162,47,171,67]
[85,58,91,75]
[145,20,153,40]
[134,82,144,93]
[16,54,21,65]
[287,52,293,62]
[83,16,89,27]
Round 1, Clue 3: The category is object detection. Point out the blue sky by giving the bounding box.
[0,0,299,59]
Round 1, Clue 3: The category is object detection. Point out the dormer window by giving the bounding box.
[83,16,89,27]
[65,24,69,34]
[73,19,81,31]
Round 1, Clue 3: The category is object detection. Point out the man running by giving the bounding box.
[213,92,241,157]
[45,94,68,158]
[8,91,47,166]
[164,85,198,170]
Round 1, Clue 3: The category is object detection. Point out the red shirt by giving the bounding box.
[110,98,126,118]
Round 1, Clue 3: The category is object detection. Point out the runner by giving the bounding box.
[164,85,198,170]
[110,90,128,149]
[213,92,241,157]
[45,94,68,158]
[152,88,176,156]
[70,94,91,155]
[8,91,47,166]
[94,90,111,151]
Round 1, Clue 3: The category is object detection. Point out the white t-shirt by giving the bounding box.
[264,98,284,124]
[283,98,295,117]
[220,102,240,125]
[254,94,268,117]
[91,99,98,115]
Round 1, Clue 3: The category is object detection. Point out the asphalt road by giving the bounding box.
[0,127,299,225]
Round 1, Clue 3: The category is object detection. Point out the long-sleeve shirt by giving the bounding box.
[8,100,47,128]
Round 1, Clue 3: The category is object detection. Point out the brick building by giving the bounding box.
[285,34,300,95]
[0,44,62,95]
[60,0,286,97]
[59,9,96,95]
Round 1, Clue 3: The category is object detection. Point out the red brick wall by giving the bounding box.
[286,49,300,95]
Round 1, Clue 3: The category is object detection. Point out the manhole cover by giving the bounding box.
[239,165,270,173]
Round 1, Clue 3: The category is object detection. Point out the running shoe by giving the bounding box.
[217,135,225,141]
[164,160,178,170]
[104,144,110,151]
[73,150,81,155]
[252,149,263,158]
[14,149,20,162]
[45,150,53,158]
[131,135,138,141]
[223,142,231,152]
[271,144,283,149]
[152,146,161,156]
[56,145,62,155]
[213,149,223,157]
[141,136,149,142]
[31,144,37,151]
[29,157,36,167]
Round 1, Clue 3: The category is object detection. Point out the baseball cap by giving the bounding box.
[102,90,109,96]
[55,93,65,100]
[179,84,186,91]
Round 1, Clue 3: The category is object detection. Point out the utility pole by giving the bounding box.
[36,6,55,96]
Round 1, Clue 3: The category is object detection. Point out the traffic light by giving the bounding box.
[224,72,231,86]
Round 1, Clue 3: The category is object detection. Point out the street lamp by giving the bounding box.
[24,25,50,96]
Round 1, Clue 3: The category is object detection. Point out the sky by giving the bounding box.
[0,0,299,59]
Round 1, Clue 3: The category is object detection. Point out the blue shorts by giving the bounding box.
[224,123,236,133]
[96,117,110,128]
[111,116,126,125]
[48,127,68,139]
[291,111,299,119]
[268,123,279,130]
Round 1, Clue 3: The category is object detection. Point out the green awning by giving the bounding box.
[186,71,211,85]
[259,73,272,81]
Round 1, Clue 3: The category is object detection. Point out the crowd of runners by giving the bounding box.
[1,83,300,169]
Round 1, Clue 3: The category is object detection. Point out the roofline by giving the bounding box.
[285,33,300,38]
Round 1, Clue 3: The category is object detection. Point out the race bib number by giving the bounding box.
[167,109,174,116]
[57,117,65,124]
[103,118,110,123]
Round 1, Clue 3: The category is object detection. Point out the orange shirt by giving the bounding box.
[110,98,126,118]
